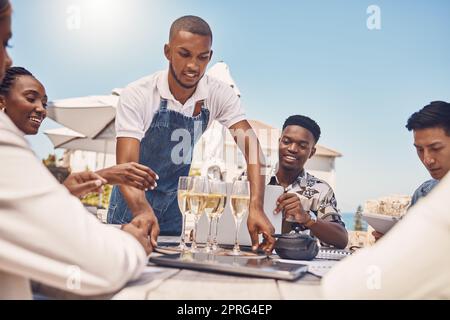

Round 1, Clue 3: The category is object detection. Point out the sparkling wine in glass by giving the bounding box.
[177,176,192,251]
[204,180,227,252]
[187,176,208,252]
[230,180,250,256]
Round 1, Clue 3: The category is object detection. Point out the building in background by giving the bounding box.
[191,119,342,190]
[62,149,115,172]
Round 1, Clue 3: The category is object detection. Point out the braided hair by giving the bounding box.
[0,67,34,97]
[0,0,11,19]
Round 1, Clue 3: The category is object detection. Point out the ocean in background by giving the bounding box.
[341,212,368,231]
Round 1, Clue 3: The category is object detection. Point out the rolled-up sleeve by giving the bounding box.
[212,84,246,129]
[115,86,146,141]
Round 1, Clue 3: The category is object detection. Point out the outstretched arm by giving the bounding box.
[115,137,160,248]
[229,120,275,254]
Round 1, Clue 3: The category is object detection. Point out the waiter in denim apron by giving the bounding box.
[108,16,275,253]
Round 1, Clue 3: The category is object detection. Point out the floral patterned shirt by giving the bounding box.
[268,169,345,230]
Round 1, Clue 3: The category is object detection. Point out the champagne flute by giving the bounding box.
[204,180,227,252]
[211,216,221,252]
[230,180,250,256]
[177,176,192,251]
[188,176,209,253]
[212,202,226,252]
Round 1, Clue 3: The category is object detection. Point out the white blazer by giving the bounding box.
[0,112,146,299]
[322,172,450,299]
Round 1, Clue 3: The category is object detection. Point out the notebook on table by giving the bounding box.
[362,212,400,234]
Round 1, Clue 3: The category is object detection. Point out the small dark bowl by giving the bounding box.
[274,233,319,261]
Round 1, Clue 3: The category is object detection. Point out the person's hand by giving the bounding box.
[247,206,275,255]
[372,231,384,242]
[97,162,159,191]
[274,193,310,224]
[121,222,153,255]
[129,211,160,249]
[63,171,108,198]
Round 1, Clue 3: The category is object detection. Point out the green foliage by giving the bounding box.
[81,184,113,209]
[42,154,57,167]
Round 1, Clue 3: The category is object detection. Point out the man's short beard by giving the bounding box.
[279,157,304,173]
[169,63,200,90]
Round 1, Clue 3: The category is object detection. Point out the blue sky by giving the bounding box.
[9,0,450,211]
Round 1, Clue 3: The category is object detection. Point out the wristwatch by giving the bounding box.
[304,213,318,229]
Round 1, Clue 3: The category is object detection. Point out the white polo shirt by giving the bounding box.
[116,70,247,141]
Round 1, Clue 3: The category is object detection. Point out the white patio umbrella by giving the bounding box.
[207,61,242,97]
[44,127,116,154]
[45,127,116,209]
[46,94,119,138]
[198,62,242,180]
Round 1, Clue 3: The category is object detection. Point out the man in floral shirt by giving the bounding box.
[270,115,348,249]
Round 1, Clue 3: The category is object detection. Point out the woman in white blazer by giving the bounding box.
[0,0,151,299]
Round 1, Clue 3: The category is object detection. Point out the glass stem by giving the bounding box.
[192,216,199,251]
[233,218,242,252]
[213,217,219,245]
[180,213,187,247]
[207,217,214,250]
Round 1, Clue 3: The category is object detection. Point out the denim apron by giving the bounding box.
[107,98,210,235]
